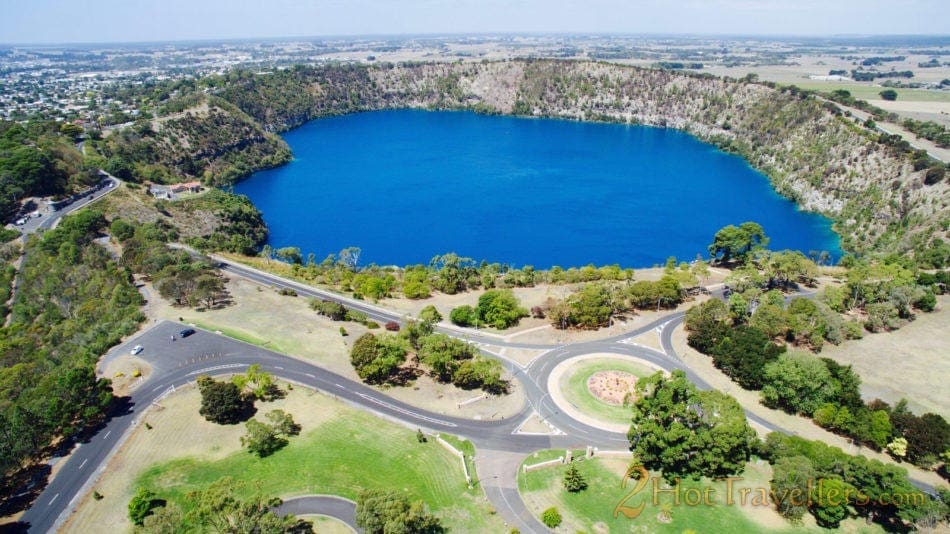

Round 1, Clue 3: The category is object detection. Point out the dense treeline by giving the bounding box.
[760,433,943,529]
[252,248,637,300]
[0,210,144,495]
[0,120,98,221]
[629,371,945,531]
[132,477,312,532]
[685,247,949,467]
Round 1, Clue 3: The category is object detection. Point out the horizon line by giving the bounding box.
[2,31,949,49]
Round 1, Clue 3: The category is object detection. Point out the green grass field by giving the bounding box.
[137,406,504,532]
[518,453,886,533]
[561,359,654,425]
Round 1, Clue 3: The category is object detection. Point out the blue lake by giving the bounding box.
[236,110,842,268]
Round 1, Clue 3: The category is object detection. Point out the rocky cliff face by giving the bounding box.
[212,59,949,258]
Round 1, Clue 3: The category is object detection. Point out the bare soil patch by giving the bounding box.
[586,371,638,406]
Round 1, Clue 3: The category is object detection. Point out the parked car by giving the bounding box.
[130,345,144,355]
[179,328,196,338]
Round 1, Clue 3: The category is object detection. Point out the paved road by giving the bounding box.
[13,261,937,533]
[15,176,119,236]
[275,495,359,531]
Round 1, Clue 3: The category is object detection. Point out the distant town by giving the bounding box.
[2,34,948,127]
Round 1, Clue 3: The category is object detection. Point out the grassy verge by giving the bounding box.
[560,358,654,425]
[137,401,503,532]
[188,319,284,351]
[518,452,883,533]
[438,433,478,486]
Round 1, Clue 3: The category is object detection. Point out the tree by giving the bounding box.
[879,89,898,101]
[232,364,281,401]
[770,455,816,522]
[180,477,310,532]
[452,358,506,393]
[476,289,528,329]
[418,333,476,381]
[418,304,442,324]
[265,409,300,436]
[629,370,756,480]
[549,282,617,329]
[540,507,562,528]
[240,418,287,457]
[197,375,253,424]
[761,352,839,415]
[274,246,302,264]
[708,325,785,389]
[708,222,769,264]
[129,487,162,526]
[562,463,588,492]
[349,333,407,384]
[355,489,443,534]
[810,478,855,528]
[338,246,361,271]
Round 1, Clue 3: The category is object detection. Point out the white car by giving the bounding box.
[130,345,144,355]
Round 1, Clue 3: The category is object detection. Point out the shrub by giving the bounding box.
[541,507,562,528]
[450,305,477,327]
[277,287,297,297]
[879,89,898,101]
[924,165,946,185]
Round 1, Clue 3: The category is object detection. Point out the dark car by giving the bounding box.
[179,328,196,338]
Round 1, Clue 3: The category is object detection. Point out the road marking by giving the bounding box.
[103,430,111,439]
[305,373,316,378]
[78,459,87,470]
[186,363,248,376]
[335,383,345,389]
[274,366,284,370]
[355,392,457,427]
[48,493,59,505]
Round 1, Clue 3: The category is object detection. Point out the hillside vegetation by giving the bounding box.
[197,60,946,260]
[81,59,949,261]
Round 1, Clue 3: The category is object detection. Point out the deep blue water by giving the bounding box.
[236,110,842,268]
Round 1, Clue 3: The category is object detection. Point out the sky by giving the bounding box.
[0,0,947,45]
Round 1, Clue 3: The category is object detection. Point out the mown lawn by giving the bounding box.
[137,406,503,532]
[518,453,884,533]
[561,358,654,425]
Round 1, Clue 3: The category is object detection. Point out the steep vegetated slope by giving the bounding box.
[117,60,949,259]
[94,94,290,186]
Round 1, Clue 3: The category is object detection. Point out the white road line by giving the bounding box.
[78,459,88,470]
[48,493,59,505]
[355,392,457,427]
[305,373,316,378]
[103,430,111,439]
[274,366,284,370]
[186,363,247,376]
[335,383,346,389]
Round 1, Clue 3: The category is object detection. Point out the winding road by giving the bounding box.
[13,256,937,533]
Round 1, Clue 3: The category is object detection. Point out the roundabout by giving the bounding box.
[547,353,669,433]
